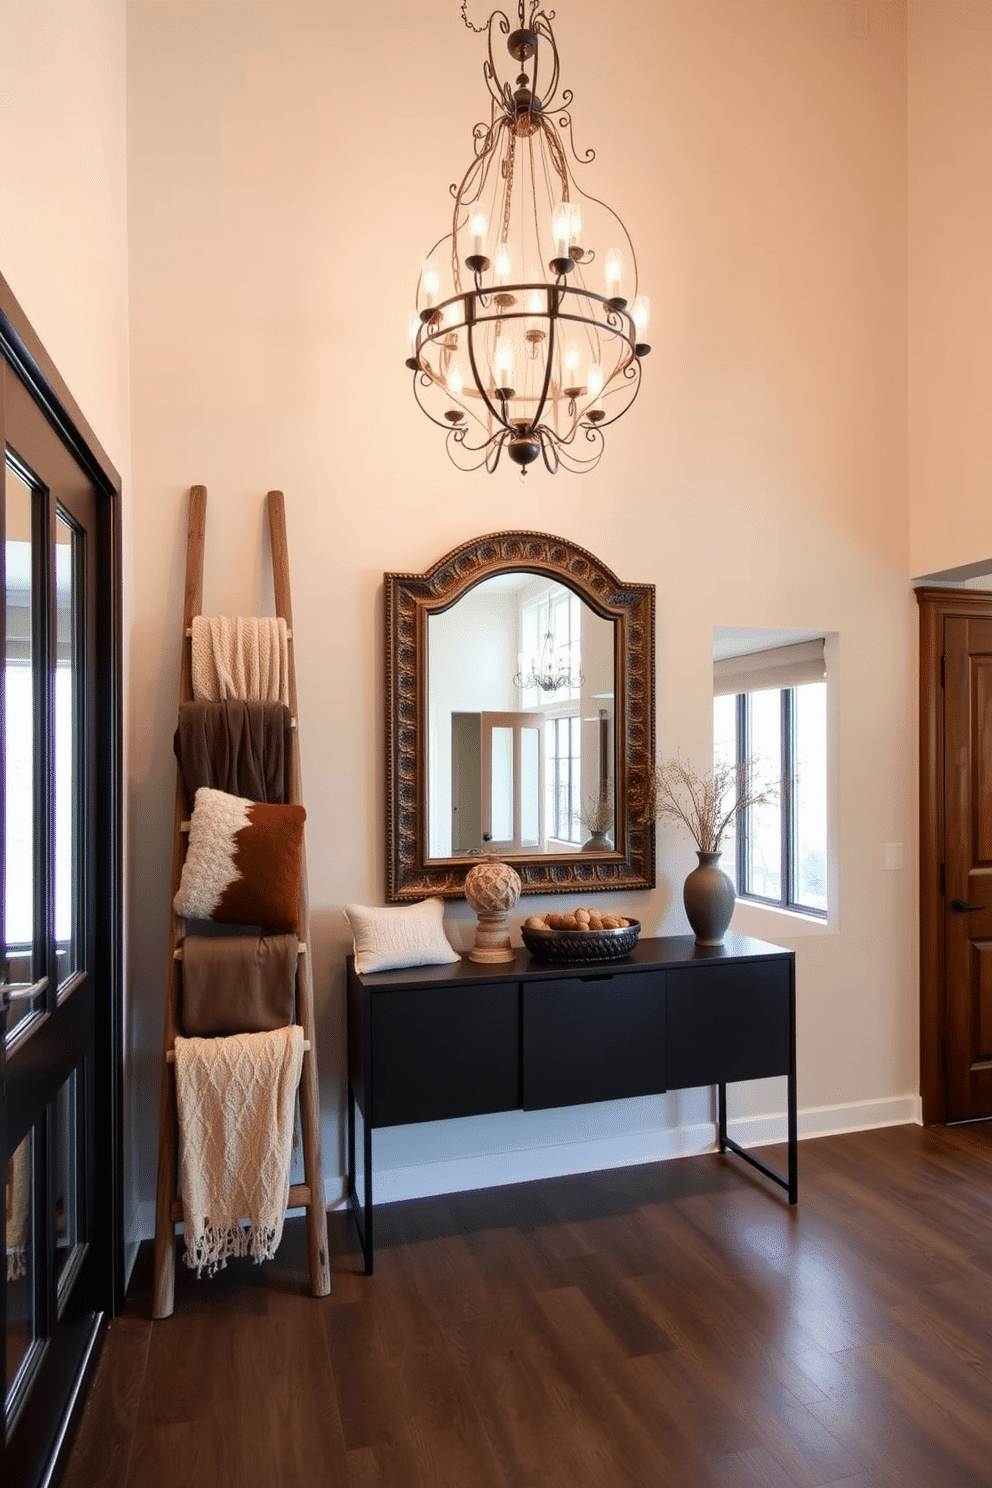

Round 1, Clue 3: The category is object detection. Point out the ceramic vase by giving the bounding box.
[683,850,735,946]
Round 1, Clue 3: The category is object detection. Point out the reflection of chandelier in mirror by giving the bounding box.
[406,1,651,476]
[513,597,584,692]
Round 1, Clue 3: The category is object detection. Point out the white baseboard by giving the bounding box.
[368,1094,923,1207]
[729,1093,923,1148]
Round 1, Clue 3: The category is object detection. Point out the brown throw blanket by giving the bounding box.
[174,699,292,811]
[180,932,298,1037]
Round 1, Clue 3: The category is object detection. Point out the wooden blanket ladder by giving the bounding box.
[152,485,329,1318]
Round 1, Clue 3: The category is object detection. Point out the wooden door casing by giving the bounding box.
[917,588,992,1124]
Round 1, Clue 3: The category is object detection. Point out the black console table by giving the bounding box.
[346,932,796,1273]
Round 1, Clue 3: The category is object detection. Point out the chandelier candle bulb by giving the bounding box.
[567,201,583,255]
[470,210,488,258]
[494,244,512,284]
[552,201,572,261]
[587,363,604,420]
[420,261,440,320]
[605,248,625,305]
[563,341,583,399]
[494,340,514,393]
[406,310,421,369]
[633,295,652,355]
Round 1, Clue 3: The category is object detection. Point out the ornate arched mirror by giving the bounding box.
[385,531,655,900]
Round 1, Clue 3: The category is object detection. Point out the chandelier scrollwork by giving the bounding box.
[406,1,651,476]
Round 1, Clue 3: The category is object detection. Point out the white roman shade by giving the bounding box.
[713,638,826,697]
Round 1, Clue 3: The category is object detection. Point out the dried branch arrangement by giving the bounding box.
[580,780,615,834]
[639,755,778,854]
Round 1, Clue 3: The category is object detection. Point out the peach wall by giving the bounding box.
[1,0,136,1236]
[908,0,992,578]
[125,0,916,1222]
[0,0,131,471]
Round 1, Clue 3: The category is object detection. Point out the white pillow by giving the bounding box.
[344,897,461,975]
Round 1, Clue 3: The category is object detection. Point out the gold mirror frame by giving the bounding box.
[385,531,655,901]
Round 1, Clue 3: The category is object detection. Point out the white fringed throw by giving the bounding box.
[174,1025,304,1275]
[191,616,290,708]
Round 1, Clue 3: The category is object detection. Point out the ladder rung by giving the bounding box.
[166,1038,310,1062]
[174,941,306,959]
[170,1181,312,1224]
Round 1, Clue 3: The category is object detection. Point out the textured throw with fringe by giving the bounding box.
[174,1025,304,1275]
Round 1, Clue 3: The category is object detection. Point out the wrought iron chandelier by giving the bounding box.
[406,1,651,476]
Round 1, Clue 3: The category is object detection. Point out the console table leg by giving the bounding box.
[347,1083,355,1194]
[363,1110,374,1274]
[787,1067,798,1205]
[717,1082,728,1152]
[346,1087,376,1274]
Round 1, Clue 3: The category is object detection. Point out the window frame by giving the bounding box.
[732,684,828,920]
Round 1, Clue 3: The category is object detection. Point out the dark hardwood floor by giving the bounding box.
[61,1124,992,1487]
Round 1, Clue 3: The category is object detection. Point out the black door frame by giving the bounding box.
[1,269,123,1473]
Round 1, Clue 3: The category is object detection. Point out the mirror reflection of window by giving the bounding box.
[427,574,615,860]
[546,715,582,845]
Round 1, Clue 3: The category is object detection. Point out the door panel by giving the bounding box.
[522,972,667,1110]
[943,615,992,1121]
[667,960,791,1089]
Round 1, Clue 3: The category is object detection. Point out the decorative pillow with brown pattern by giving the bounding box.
[174,787,305,933]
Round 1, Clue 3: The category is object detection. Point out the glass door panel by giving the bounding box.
[490,727,513,843]
[54,513,80,990]
[53,1072,82,1303]
[3,464,40,1039]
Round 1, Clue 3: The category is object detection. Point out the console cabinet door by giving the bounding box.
[370,982,520,1127]
[666,959,791,1090]
[522,971,667,1110]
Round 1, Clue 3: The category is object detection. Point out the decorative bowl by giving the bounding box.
[520,918,641,963]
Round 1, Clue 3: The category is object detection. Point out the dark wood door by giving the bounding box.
[942,614,992,1120]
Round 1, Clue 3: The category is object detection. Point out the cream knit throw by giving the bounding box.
[174,1025,304,1275]
[191,616,290,708]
